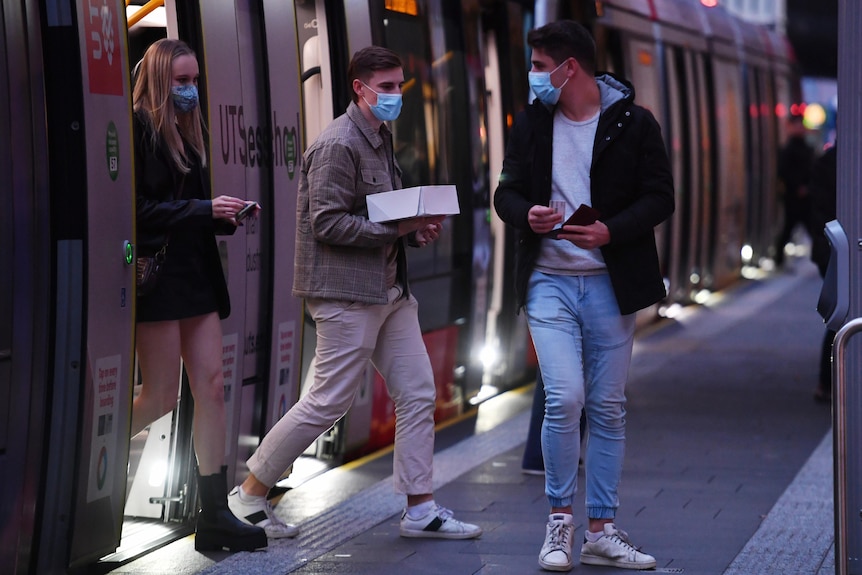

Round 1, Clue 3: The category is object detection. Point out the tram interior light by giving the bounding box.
[385,0,418,16]
[148,461,167,488]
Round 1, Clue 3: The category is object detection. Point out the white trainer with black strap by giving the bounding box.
[399,503,483,539]
[579,522,656,570]
[227,486,299,539]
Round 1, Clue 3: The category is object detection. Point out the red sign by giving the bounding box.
[83,0,123,96]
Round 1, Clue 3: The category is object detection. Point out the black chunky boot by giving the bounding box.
[195,466,268,552]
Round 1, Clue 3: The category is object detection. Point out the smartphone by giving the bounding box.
[546,204,600,239]
[236,202,259,222]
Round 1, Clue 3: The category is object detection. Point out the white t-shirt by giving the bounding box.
[535,107,607,275]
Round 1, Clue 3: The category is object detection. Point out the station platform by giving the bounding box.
[100,257,835,575]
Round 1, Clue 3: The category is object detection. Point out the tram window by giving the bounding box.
[595,28,624,77]
[380,5,442,288]
[126,2,169,69]
[379,3,476,329]
[381,15,432,189]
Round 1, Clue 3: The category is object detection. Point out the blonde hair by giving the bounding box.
[133,39,206,173]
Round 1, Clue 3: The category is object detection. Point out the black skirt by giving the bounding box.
[136,226,221,322]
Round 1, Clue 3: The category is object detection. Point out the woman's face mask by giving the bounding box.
[171,84,199,113]
[528,59,571,106]
[362,82,403,121]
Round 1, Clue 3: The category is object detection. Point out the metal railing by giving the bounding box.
[832,317,862,575]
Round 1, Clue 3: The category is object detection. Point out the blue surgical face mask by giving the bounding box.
[362,82,403,122]
[171,84,199,113]
[528,59,570,106]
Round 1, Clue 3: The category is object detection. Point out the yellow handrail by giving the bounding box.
[126,0,164,28]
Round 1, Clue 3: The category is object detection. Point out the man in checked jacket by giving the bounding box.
[226,46,482,542]
[494,20,674,572]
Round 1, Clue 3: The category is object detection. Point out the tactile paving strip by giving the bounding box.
[201,410,531,575]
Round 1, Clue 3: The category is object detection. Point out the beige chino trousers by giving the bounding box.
[247,286,436,495]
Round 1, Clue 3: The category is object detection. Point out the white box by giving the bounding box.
[366,185,460,223]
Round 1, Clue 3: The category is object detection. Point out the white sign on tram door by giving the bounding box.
[86,355,122,502]
[272,321,297,421]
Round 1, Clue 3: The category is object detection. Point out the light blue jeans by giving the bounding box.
[526,271,635,519]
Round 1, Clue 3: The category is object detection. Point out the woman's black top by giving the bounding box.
[134,112,234,322]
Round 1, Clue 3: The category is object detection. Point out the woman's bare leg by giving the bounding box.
[133,321,182,437]
[179,312,227,476]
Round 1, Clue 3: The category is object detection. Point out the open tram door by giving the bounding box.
[51,0,138,569]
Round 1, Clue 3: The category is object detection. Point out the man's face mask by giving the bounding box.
[171,84,199,113]
[362,82,403,121]
[528,59,571,106]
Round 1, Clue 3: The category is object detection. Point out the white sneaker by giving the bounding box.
[579,523,656,570]
[539,513,575,572]
[227,486,299,539]
[399,504,482,539]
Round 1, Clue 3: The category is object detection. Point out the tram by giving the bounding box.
[1,0,798,572]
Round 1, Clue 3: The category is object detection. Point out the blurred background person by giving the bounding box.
[774,115,815,268]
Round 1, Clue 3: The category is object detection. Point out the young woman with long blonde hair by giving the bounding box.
[132,38,265,552]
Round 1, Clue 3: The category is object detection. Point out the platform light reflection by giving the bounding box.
[478,343,499,371]
[694,289,713,305]
[470,384,500,405]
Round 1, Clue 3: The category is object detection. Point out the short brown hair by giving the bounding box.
[527,20,596,75]
[347,46,403,103]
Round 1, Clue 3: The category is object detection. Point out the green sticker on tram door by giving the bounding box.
[106,121,119,181]
[285,127,296,180]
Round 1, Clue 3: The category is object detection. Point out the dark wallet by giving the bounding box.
[546,203,600,239]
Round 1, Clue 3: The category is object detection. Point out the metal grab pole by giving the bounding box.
[833,317,862,575]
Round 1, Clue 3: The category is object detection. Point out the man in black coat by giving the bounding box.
[493,20,673,572]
